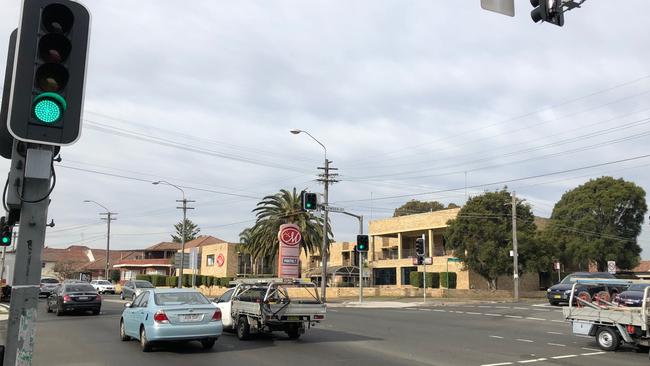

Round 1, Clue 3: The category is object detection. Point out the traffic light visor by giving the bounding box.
[33,92,67,124]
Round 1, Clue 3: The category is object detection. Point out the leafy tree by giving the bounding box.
[244,188,331,262]
[444,189,538,290]
[53,260,82,280]
[545,177,646,271]
[393,200,459,217]
[171,218,200,243]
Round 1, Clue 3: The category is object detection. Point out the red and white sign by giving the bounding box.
[278,224,301,278]
[216,254,225,267]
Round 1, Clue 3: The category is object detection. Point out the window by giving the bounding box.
[154,291,209,306]
[218,289,234,303]
[132,292,146,307]
[207,254,215,266]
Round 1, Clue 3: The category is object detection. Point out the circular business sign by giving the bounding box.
[280,226,302,246]
[216,254,225,267]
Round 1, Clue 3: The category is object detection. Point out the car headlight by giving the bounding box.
[564,289,573,294]
[547,288,551,293]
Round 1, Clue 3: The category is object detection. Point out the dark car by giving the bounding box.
[47,282,101,316]
[614,283,650,307]
[546,272,625,306]
[39,277,60,297]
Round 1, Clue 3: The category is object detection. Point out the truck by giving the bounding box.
[563,278,650,359]
[213,278,326,340]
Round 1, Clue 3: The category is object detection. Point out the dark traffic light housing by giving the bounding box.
[415,238,425,257]
[0,217,12,246]
[301,191,318,211]
[530,0,564,26]
[8,0,90,146]
[356,234,369,252]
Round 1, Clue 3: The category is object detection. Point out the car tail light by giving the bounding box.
[95,295,102,301]
[63,295,71,302]
[211,309,222,321]
[627,325,636,334]
[313,314,325,320]
[153,310,169,324]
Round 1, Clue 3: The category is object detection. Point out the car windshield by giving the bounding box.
[628,284,650,291]
[134,281,154,288]
[65,284,95,292]
[154,292,210,306]
[41,278,59,284]
[98,281,112,285]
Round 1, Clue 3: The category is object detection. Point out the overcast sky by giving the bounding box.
[1,0,650,260]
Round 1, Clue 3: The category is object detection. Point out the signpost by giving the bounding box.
[607,261,616,275]
[278,224,301,278]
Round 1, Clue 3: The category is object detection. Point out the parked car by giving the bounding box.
[546,272,626,306]
[91,280,116,294]
[120,288,222,352]
[120,280,154,300]
[39,277,60,297]
[613,283,650,307]
[47,282,101,316]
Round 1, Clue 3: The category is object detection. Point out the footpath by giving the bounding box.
[325,297,544,308]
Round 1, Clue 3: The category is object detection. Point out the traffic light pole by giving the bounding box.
[512,192,519,302]
[422,234,426,303]
[340,211,364,303]
[4,146,53,366]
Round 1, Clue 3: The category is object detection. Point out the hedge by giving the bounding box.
[440,272,457,289]
[166,276,178,287]
[149,275,167,287]
[109,270,121,283]
[410,271,423,288]
[426,273,440,289]
[131,275,236,288]
[135,274,151,283]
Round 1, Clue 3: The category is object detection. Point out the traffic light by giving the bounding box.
[356,234,369,252]
[301,192,318,211]
[415,238,425,257]
[0,218,12,246]
[530,0,564,26]
[8,0,90,146]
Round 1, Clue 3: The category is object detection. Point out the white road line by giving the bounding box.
[547,343,566,347]
[466,312,482,315]
[551,320,565,323]
[581,352,606,356]
[433,309,446,312]
[330,309,338,312]
[581,347,600,352]
[418,308,432,311]
[489,335,504,339]
[495,306,510,309]
[515,339,534,343]
[534,309,551,312]
[455,311,465,314]
[485,313,502,317]
[480,362,513,366]
[546,331,563,335]
[551,355,577,359]
[478,305,493,308]
[513,307,529,310]
[505,315,523,319]
[525,317,546,321]
[518,358,547,364]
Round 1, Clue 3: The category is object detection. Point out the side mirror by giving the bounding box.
[213,298,221,303]
[124,302,132,308]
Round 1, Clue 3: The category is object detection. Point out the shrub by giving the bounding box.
[150,275,167,287]
[109,270,121,283]
[426,272,440,288]
[182,274,192,287]
[136,274,151,283]
[440,272,457,289]
[166,276,178,288]
[410,271,423,288]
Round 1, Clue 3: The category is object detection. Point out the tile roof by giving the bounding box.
[145,242,181,251]
[41,246,90,263]
[113,258,174,267]
[184,235,228,249]
[80,250,144,270]
[633,260,650,272]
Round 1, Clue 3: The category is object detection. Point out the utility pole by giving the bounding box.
[100,212,117,280]
[317,160,338,302]
[177,198,195,287]
[512,191,519,302]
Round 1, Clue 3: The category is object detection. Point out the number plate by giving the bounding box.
[179,314,202,322]
[553,295,561,299]
[77,296,89,300]
[287,316,299,321]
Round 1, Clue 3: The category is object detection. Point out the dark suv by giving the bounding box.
[546,272,626,306]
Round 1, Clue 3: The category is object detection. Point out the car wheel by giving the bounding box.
[596,327,620,351]
[236,317,250,340]
[548,300,559,306]
[120,319,130,341]
[46,302,52,313]
[92,308,100,315]
[140,327,152,352]
[201,338,216,350]
[286,326,301,340]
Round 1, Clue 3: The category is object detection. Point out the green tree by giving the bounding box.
[545,177,646,271]
[244,188,331,262]
[444,189,538,290]
[171,218,200,243]
[393,200,458,217]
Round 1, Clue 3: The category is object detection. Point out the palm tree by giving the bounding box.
[243,188,331,263]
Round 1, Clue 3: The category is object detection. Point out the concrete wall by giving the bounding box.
[198,243,238,278]
[369,208,460,235]
[469,271,540,291]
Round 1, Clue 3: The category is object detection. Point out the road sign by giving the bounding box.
[324,205,345,213]
[423,257,433,265]
[607,261,616,274]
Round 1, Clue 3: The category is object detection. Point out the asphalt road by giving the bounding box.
[0,297,647,366]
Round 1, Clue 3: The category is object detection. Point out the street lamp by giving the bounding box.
[290,129,330,301]
[153,180,193,288]
[83,200,116,280]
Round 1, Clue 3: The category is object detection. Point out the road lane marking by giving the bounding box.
[546,331,563,335]
[525,317,545,321]
[330,309,338,312]
[551,320,565,323]
[495,306,510,309]
[580,352,606,356]
[515,339,534,343]
[485,313,502,317]
[455,311,465,314]
[581,347,600,352]
[489,335,504,339]
[478,305,493,308]
[518,358,547,363]
[551,355,577,359]
[505,315,523,319]
[433,309,446,312]
[513,307,529,310]
[466,312,482,315]
[418,308,432,311]
[480,362,513,366]
[547,343,566,347]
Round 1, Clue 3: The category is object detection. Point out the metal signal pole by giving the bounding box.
[512,191,519,302]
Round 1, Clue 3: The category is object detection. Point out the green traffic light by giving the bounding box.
[1,237,9,244]
[33,92,67,124]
